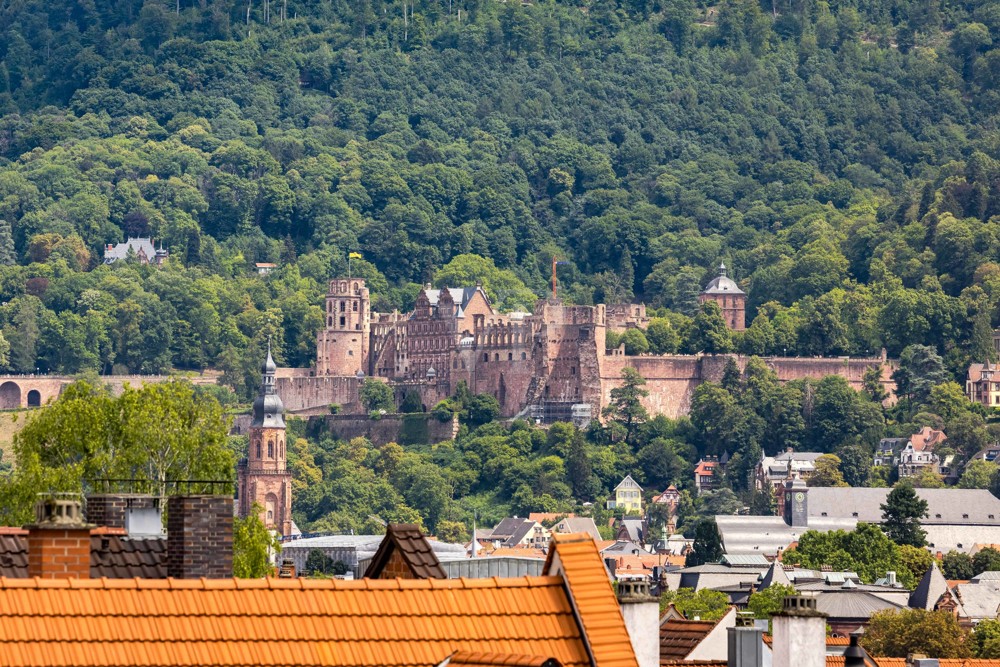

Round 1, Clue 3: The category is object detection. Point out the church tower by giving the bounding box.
[237,346,293,536]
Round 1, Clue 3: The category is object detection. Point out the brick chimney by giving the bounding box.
[86,494,159,531]
[167,495,233,579]
[772,596,827,667]
[278,558,296,578]
[25,495,92,580]
[616,579,660,667]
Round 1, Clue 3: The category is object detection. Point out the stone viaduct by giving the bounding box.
[0,374,220,410]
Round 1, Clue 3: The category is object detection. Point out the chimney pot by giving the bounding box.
[26,494,92,580]
[772,596,827,667]
[616,579,659,667]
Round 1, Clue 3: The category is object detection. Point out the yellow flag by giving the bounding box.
[349,252,362,259]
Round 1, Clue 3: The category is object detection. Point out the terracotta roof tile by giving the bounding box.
[545,533,639,667]
[0,532,638,667]
[658,619,717,661]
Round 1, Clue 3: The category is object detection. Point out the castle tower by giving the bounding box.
[316,278,371,375]
[698,263,746,331]
[237,346,293,536]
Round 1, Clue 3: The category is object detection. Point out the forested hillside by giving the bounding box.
[0,0,999,389]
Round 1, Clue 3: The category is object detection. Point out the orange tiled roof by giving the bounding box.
[0,532,635,667]
[825,659,1000,667]
[545,533,640,667]
[0,576,590,667]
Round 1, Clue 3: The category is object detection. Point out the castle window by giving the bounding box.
[494,353,499,361]
[340,317,345,327]
[521,352,526,360]
[348,350,353,356]
[340,301,346,312]
[571,366,576,375]
[328,317,332,327]
[353,301,358,311]
[256,442,261,458]
[508,353,513,361]
[268,440,274,457]
[483,353,489,362]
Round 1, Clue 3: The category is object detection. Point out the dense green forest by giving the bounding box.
[1,0,1000,390]
[4,0,1000,532]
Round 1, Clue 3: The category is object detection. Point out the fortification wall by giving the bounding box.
[275,375,365,414]
[598,354,895,419]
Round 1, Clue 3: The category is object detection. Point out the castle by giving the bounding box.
[273,266,894,424]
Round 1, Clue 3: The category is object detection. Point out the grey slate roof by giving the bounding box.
[715,515,857,555]
[618,518,645,542]
[807,487,1000,525]
[910,562,949,610]
[553,517,601,541]
[103,238,157,263]
[490,518,528,540]
[814,591,903,619]
[702,264,744,295]
[972,571,1000,582]
[951,582,1000,620]
[758,560,791,588]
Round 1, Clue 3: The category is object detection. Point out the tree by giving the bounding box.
[659,587,729,621]
[602,367,649,446]
[464,394,500,427]
[897,544,933,582]
[881,482,928,547]
[892,345,949,406]
[837,444,873,487]
[233,503,281,578]
[747,583,796,619]
[861,609,969,658]
[433,254,537,311]
[941,550,974,580]
[360,379,394,414]
[646,318,679,354]
[621,328,649,355]
[971,618,1000,658]
[304,549,336,577]
[687,302,733,354]
[973,547,1000,575]
[0,381,233,524]
[782,523,912,586]
[807,454,848,487]
[959,459,997,489]
[685,518,723,566]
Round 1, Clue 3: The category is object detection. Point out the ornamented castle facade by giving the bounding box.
[272,268,894,423]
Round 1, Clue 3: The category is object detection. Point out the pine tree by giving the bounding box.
[685,518,723,566]
[881,481,928,547]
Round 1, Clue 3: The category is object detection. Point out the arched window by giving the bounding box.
[279,439,284,458]
[268,440,274,457]
[256,441,261,458]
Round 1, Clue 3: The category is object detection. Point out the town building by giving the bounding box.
[255,262,277,275]
[607,475,643,513]
[875,427,947,479]
[237,347,293,536]
[716,482,1000,555]
[967,360,1000,408]
[694,457,719,494]
[755,450,825,490]
[103,237,168,266]
[698,263,746,331]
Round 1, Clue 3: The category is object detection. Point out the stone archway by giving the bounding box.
[26,389,41,407]
[0,382,21,409]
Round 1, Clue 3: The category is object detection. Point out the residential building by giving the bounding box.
[968,360,1000,408]
[607,475,643,513]
[255,262,277,275]
[485,517,551,548]
[874,427,947,479]
[698,262,746,331]
[755,450,825,490]
[659,607,741,662]
[103,237,167,265]
[694,457,719,495]
[652,485,680,509]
